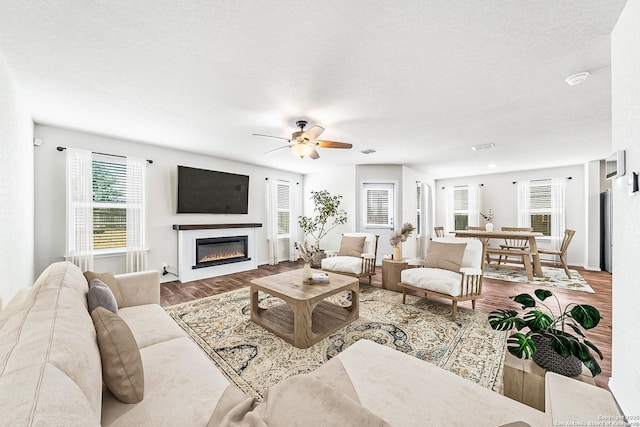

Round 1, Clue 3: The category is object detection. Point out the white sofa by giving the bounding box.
[0,261,230,426]
[0,261,621,426]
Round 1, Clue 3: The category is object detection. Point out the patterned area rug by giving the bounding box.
[483,265,594,293]
[165,285,507,398]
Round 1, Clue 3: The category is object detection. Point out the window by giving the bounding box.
[453,187,469,230]
[92,158,127,249]
[529,183,552,236]
[277,181,290,237]
[365,188,392,227]
[517,179,566,249]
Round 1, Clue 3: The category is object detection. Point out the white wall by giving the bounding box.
[610,1,640,416]
[302,165,356,251]
[0,52,34,308]
[33,125,303,279]
[435,165,587,266]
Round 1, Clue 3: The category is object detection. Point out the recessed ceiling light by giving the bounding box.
[471,143,495,151]
[565,72,590,86]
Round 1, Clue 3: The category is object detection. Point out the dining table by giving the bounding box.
[452,229,545,278]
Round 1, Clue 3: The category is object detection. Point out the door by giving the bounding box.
[361,182,396,265]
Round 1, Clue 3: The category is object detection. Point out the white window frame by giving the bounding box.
[362,186,393,228]
[276,180,291,240]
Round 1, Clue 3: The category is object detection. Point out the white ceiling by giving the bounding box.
[0,1,627,178]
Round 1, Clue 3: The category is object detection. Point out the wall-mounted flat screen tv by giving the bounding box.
[177,166,249,214]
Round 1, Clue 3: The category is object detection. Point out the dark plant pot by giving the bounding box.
[532,334,583,377]
[310,250,326,268]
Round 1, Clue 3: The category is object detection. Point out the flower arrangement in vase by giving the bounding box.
[295,240,320,281]
[480,209,494,231]
[389,223,416,260]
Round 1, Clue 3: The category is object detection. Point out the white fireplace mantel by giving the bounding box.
[174,223,262,283]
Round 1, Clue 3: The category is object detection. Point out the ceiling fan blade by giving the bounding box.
[252,133,291,142]
[301,125,325,141]
[315,140,353,149]
[308,147,320,159]
[264,144,291,154]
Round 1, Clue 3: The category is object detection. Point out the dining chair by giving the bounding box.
[433,226,445,238]
[538,229,576,278]
[498,227,533,265]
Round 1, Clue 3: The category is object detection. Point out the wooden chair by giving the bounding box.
[433,226,445,238]
[498,227,533,265]
[539,229,576,278]
[321,233,379,284]
[485,227,535,281]
[399,237,486,321]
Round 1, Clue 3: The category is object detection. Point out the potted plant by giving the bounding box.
[488,289,603,377]
[389,223,416,260]
[480,209,494,231]
[298,190,348,266]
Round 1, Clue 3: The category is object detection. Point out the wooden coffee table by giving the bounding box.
[249,269,359,349]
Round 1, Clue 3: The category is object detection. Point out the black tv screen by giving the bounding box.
[177,166,249,214]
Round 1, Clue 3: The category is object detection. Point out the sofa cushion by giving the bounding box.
[119,304,187,349]
[321,256,363,275]
[401,267,463,296]
[338,235,366,257]
[424,241,467,272]
[433,237,484,269]
[101,337,230,427]
[92,307,144,404]
[84,271,124,308]
[87,278,118,314]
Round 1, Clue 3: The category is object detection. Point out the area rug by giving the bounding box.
[483,265,594,293]
[165,285,507,398]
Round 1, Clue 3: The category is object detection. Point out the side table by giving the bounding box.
[503,352,595,411]
[382,259,408,292]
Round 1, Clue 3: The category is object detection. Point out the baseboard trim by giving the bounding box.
[584,265,604,272]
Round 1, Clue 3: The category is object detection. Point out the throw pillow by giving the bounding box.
[87,278,118,314]
[338,236,366,257]
[424,241,467,273]
[84,271,123,308]
[91,307,144,404]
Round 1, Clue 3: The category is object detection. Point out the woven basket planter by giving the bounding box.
[532,334,583,377]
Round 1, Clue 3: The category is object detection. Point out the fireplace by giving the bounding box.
[193,235,250,269]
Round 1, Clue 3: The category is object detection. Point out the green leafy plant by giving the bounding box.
[488,289,603,377]
[297,190,347,246]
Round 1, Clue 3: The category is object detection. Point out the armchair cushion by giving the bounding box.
[424,241,467,273]
[321,256,363,275]
[401,268,463,297]
[338,236,366,257]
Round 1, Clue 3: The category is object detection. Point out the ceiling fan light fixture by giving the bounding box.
[291,143,313,158]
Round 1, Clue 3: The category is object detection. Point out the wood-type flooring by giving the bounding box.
[161,261,612,389]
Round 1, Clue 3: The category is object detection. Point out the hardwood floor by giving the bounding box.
[161,261,612,389]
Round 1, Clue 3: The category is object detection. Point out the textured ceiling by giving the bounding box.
[0,0,628,178]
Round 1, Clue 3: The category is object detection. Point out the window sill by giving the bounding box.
[66,248,149,259]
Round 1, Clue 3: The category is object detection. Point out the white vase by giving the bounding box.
[485,223,494,232]
[302,262,312,282]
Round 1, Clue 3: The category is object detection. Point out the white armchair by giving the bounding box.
[399,237,486,321]
[321,233,379,284]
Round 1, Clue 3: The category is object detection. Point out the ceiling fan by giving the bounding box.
[253,120,352,159]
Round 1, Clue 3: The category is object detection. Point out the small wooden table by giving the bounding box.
[249,269,359,349]
[382,259,408,292]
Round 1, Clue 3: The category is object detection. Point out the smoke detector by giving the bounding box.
[565,72,590,86]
